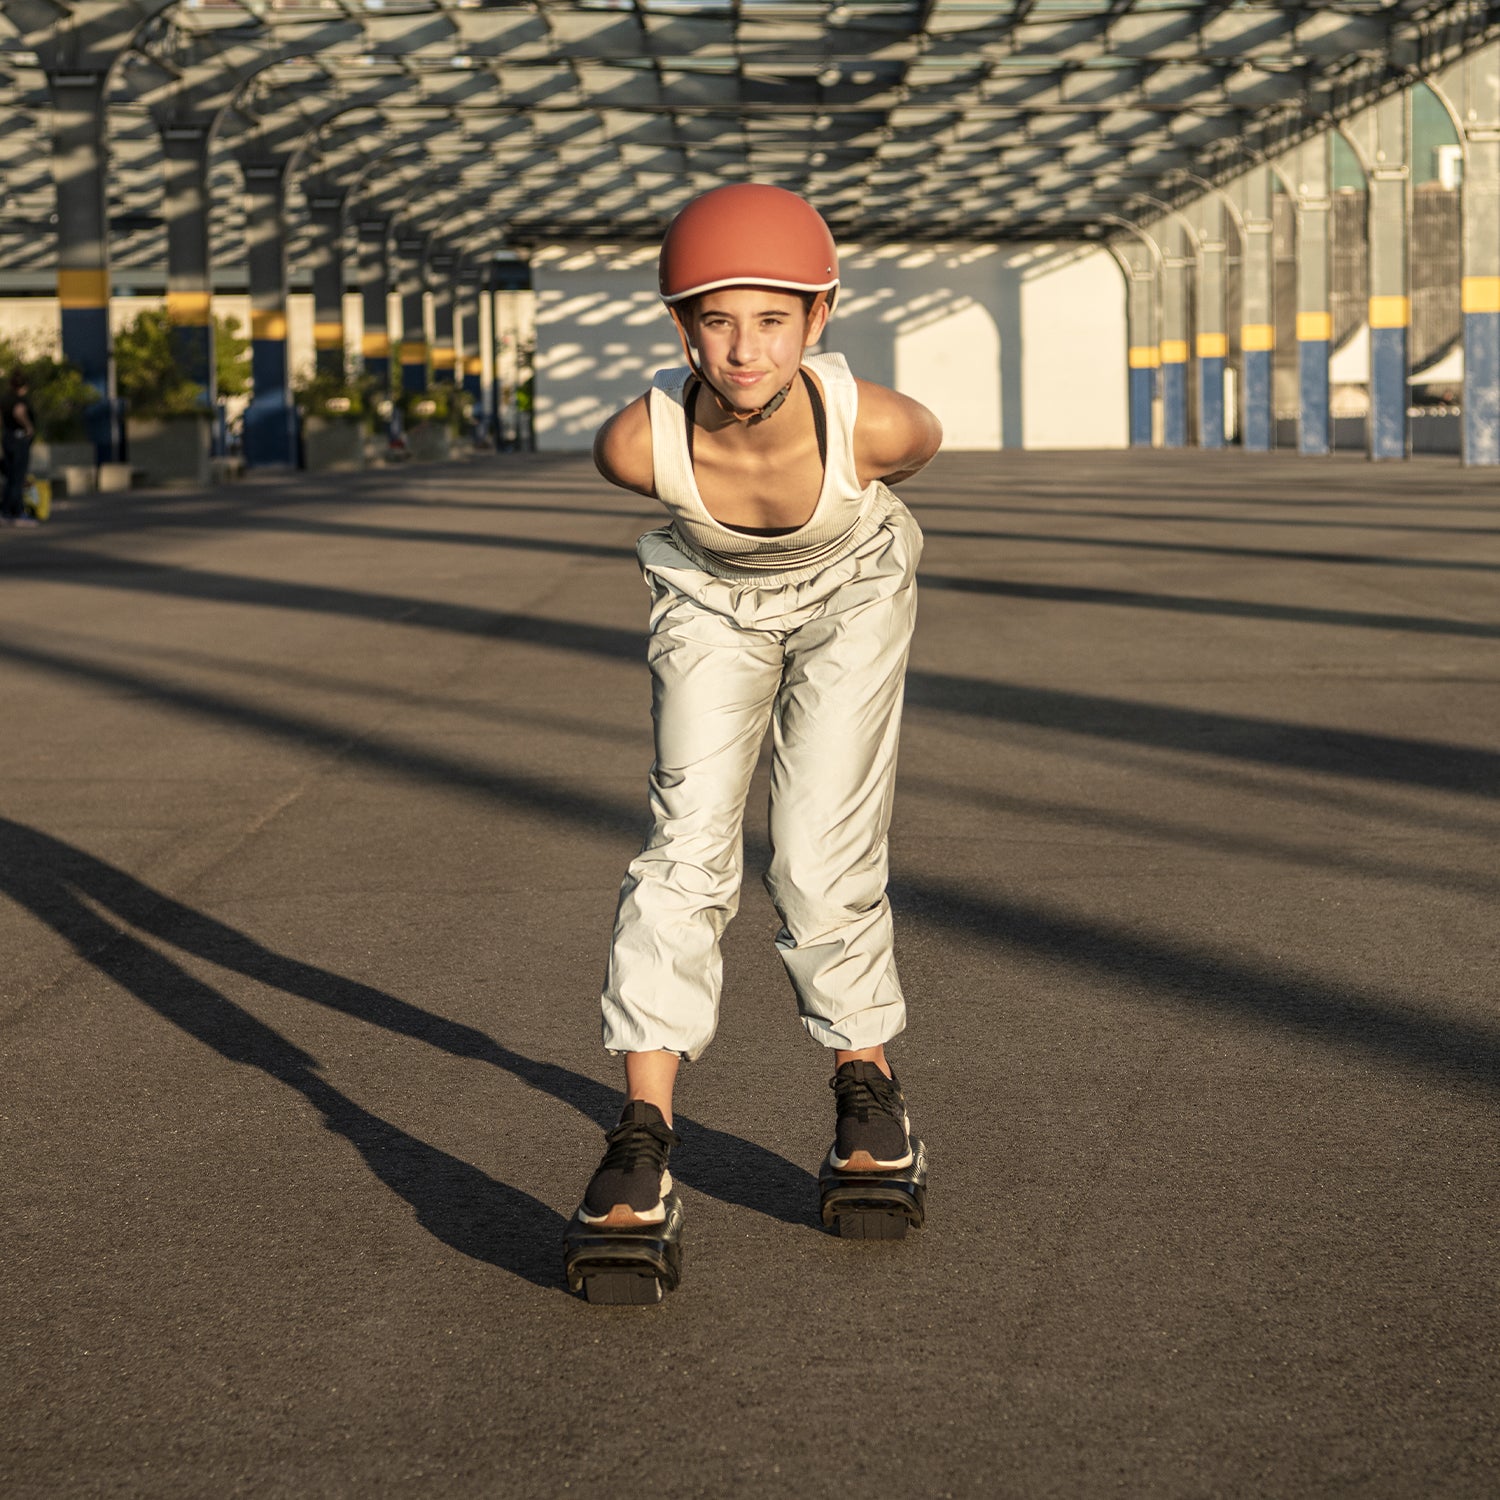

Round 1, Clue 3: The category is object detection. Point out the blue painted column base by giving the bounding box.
[170,323,215,406]
[1198,356,1225,449]
[61,304,118,462]
[1243,350,1272,451]
[1369,325,1408,461]
[1464,311,1500,466]
[245,337,295,467]
[244,399,296,467]
[1161,362,1188,449]
[1129,368,1154,447]
[1298,341,1330,455]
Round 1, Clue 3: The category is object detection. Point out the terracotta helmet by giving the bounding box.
[658,183,839,312]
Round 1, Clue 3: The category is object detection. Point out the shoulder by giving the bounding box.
[593,393,656,497]
[852,378,943,483]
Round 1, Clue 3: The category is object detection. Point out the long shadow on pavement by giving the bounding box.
[917,573,1500,642]
[920,525,1500,573]
[19,544,1500,648]
[0,819,818,1279]
[5,575,1499,800]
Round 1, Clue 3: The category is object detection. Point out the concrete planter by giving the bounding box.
[407,422,452,463]
[302,415,366,472]
[36,440,98,495]
[126,413,212,488]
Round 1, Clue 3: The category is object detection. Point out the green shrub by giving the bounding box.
[215,314,251,400]
[295,370,390,430]
[400,383,474,432]
[115,307,205,418]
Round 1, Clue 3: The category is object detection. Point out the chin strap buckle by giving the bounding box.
[704,379,792,423]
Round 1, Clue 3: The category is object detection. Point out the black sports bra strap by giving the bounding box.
[682,370,827,470]
[800,368,828,469]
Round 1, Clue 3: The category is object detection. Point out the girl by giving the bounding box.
[578,184,942,1241]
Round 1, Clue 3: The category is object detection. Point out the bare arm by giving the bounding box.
[853,379,943,486]
[592,395,656,497]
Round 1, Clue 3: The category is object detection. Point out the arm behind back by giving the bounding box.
[594,395,657,497]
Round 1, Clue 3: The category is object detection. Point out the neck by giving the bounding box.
[701,374,795,424]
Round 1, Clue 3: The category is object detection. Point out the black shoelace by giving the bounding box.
[599,1118,679,1175]
[831,1069,901,1122]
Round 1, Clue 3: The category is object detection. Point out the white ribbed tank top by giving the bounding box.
[647,351,881,572]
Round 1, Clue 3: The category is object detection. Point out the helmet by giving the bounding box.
[658,184,839,311]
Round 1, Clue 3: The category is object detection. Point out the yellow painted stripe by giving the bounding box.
[1196,333,1228,359]
[431,347,456,369]
[1241,324,1275,352]
[1159,339,1189,365]
[1462,276,1500,314]
[399,341,429,363]
[1128,346,1160,369]
[313,321,344,349]
[58,268,109,309]
[1368,295,1409,329]
[362,332,390,358]
[464,356,482,376]
[167,290,213,325]
[251,310,287,341]
[1296,311,1332,342]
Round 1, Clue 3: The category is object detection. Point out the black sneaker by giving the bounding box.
[829,1061,914,1171]
[578,1101,679,1227]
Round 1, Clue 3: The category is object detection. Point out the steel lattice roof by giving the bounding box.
[1,0,1498,273]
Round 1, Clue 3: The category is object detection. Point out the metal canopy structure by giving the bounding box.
[3,0,1500,270]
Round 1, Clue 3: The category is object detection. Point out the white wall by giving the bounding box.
[530,239,1128,452]
[1016,245,1131,450]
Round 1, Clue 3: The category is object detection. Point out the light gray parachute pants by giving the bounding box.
[601,487,922,1061]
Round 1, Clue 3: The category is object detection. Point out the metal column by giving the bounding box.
[358,219,391,388]
[1443,42,1500,466]
[1192,194,1227,449]
[429,250,456,385]
[1235,166,1276,452]
[1369,99,1410,461]
[241,158,296,467]
[1112,235,1157,447]
[1287,138,1332,456]
[396,232,429,394]
[306,189,348,381]
[1156,219,1192,449]
[458,264,485,422]
[160,123,216,408]
[49,70,116,458]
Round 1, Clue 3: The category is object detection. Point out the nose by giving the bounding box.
[727,325,760,365]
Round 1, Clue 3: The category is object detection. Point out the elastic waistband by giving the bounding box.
[666,485,899,586]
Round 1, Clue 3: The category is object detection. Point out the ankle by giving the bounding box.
[625,1094,673,1128]
[834,1047,892,1079]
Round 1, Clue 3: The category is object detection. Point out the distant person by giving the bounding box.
[1,371,38,528]
[565,184,943,1297]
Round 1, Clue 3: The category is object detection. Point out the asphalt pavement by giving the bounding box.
[3,447,1498,1498]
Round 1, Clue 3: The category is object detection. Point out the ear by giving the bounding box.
[803,298,830,348]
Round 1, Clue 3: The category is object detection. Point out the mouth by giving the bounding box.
[725,371,766,388]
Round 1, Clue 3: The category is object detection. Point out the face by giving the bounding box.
[684,287,828,410]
